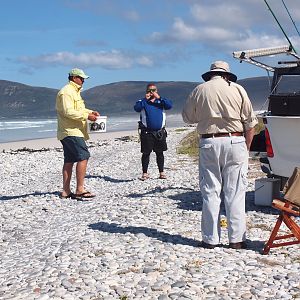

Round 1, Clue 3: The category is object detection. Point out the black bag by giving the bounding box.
[138,121,167,140]
[152,128,167,140]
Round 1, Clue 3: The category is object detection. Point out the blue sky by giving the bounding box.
[1,0,300,90]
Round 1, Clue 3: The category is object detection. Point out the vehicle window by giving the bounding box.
[276,75,300,94]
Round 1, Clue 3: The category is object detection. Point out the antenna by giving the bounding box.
[263,0,297,53]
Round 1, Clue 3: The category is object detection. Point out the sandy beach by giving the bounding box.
[0,130,138,151]
[1,128,300,300]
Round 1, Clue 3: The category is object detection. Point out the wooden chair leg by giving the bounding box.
[263,214,283,254]
[283,214,300,240]
[263,213,300,254]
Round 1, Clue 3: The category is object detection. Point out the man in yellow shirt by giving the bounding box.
[56,68,100,200]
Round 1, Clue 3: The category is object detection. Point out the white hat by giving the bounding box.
[202,61,237,82]
[69,68,89,79]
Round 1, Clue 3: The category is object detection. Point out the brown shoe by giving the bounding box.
[201,241,217,249]
[139,173,150,181]
[159,173,167,179]
[229,241,247,249]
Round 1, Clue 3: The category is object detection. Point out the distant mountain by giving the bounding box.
[0,80,58,118]
[238,77,270,110]
[0,77,278,118]
[82,81,199,116]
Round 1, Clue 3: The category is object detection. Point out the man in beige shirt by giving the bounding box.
[182,61,258,250]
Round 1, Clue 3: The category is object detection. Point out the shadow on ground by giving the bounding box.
[127,186,278,215]
[86,175,134,183]
[127,186,202,211]
[89,221,200,247]
[88,222,266,253]
[0,191,58,201]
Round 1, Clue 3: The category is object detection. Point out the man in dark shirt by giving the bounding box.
[134,83,172,180]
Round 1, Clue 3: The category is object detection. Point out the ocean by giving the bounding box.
[0,114,185,143]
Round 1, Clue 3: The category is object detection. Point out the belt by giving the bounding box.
[201,132,244,138]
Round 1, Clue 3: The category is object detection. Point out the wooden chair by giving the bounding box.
[263,167,300,255]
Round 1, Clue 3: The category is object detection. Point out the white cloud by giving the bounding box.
[136,56,154,67]
[146,1,298,53]
[17,51,131,69]
[172,18,200,41]
[17,50,159,70]
[148,18,200,43]
[65,1,300,56]
[227,31,288,52]
[14,1,300,74]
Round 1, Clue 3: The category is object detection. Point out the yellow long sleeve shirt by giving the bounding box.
[56,81,92,140]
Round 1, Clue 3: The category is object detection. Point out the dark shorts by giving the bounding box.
[140,129,167,153]
[60,136,90,163]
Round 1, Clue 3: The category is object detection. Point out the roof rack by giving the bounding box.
[232,45,300,72]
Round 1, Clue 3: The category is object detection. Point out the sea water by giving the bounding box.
[0,114,185,143]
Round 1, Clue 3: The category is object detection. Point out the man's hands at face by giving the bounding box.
[145,88,160,102]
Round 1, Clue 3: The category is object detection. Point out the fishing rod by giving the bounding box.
[263,0,297,53]
[281,0,300,38]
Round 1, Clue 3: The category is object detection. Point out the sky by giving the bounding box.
[1,0,300,90]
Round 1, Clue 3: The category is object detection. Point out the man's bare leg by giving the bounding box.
[75,159,88,195]
[62,162,74,196]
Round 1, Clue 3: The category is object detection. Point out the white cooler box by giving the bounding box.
[87,116,107,133]
[254,178,281,206]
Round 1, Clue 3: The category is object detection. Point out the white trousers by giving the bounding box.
[199,136,248,245]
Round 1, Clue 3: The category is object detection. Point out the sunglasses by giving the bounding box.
[147,88,157,93]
